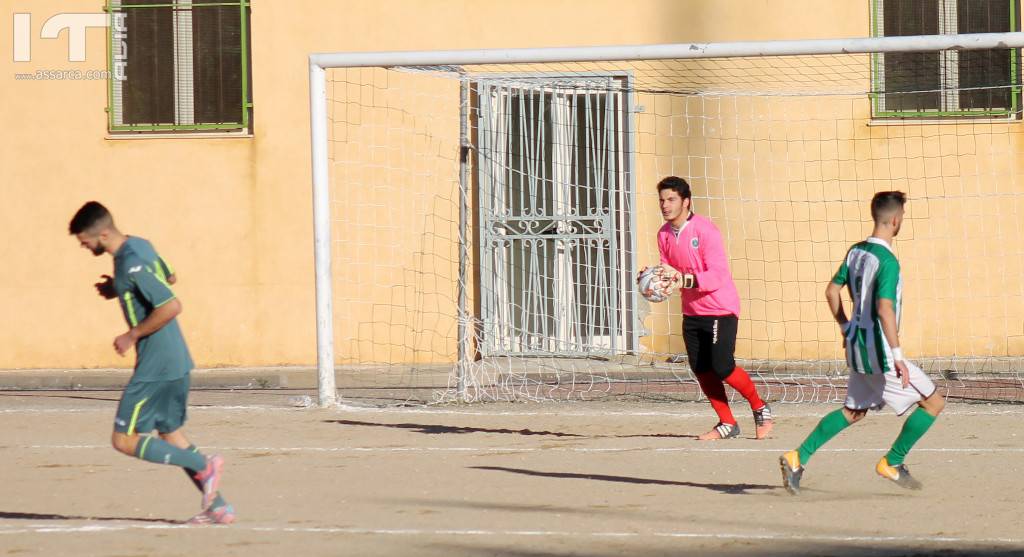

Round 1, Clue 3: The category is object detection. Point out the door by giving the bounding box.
[476,75,634,356]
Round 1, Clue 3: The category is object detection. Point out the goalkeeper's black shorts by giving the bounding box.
[682,314,738,379]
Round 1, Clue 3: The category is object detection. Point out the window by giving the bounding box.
[871,0,1021,118]
[107,0,252,132]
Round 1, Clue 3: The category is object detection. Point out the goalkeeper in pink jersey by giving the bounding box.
[654,176,774,440]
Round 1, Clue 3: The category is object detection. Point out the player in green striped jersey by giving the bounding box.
[779,191,946,494]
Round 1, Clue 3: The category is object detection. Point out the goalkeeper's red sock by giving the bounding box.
[695,371,736,425]
[724,366,765,410]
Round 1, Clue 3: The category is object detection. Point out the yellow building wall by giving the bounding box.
[8,0,1016,370]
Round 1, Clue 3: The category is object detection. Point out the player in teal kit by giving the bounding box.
[69,201,235,524]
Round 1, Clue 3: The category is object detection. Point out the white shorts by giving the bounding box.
[845,361,937,416]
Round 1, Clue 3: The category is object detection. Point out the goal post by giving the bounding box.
[308,62,336,407]
[309,33,1024,408]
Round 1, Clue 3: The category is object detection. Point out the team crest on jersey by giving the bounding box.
[690,237,699,249]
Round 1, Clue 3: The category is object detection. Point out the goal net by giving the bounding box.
[310,34,1024,406]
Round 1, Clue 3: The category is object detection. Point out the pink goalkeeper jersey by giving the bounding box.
[657,213,741,317]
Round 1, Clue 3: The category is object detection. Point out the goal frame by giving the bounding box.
[308,32,1024,407]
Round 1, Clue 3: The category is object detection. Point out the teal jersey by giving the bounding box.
[113,237,193,382]
[831,237,902,374]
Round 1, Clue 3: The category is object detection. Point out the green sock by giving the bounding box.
[134,435,207,471]
[183,445,227,508]
[797,408,852,465]
[885,407,937,466]
[183,445,204,490]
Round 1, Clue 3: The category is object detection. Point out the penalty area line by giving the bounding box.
[0,523,1019,546]
[334,403,1024,418]
[15,444,1024,454]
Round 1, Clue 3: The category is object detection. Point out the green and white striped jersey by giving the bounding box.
[831,237,902,374]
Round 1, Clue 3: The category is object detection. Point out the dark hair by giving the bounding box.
[870,191,907,223]
[657,176,692,200]
[69,201,113,235]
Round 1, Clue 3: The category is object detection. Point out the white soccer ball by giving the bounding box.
[637,265,675,303]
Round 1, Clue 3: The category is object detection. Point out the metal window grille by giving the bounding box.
[476,76,635,357]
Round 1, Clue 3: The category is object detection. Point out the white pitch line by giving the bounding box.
[0,406,304,414]
[15,444,1024,454]
[2,405,1021,417]
[335,403,1024,417]
[0,523,1019,546]
[0,409,101,414]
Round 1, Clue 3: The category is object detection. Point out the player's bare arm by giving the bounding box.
[825,282,861,421]
[824,281,849,331]
[877,297,909,388]
[113,298,183,356]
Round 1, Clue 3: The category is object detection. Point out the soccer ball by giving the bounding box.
[637,265,678,303]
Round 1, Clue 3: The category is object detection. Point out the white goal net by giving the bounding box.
[310,34,1024,406]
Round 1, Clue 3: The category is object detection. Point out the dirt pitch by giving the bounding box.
[1,389,1022,557]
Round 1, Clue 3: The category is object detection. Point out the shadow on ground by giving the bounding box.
[470,465,779,495]
[429,540,1024,557]
[0,510,179,524]
[325,419,585,437]
[325,418,699,438]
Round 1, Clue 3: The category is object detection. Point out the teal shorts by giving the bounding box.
[114,375,190,434]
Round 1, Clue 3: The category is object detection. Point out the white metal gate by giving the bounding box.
[476,76,635,356]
